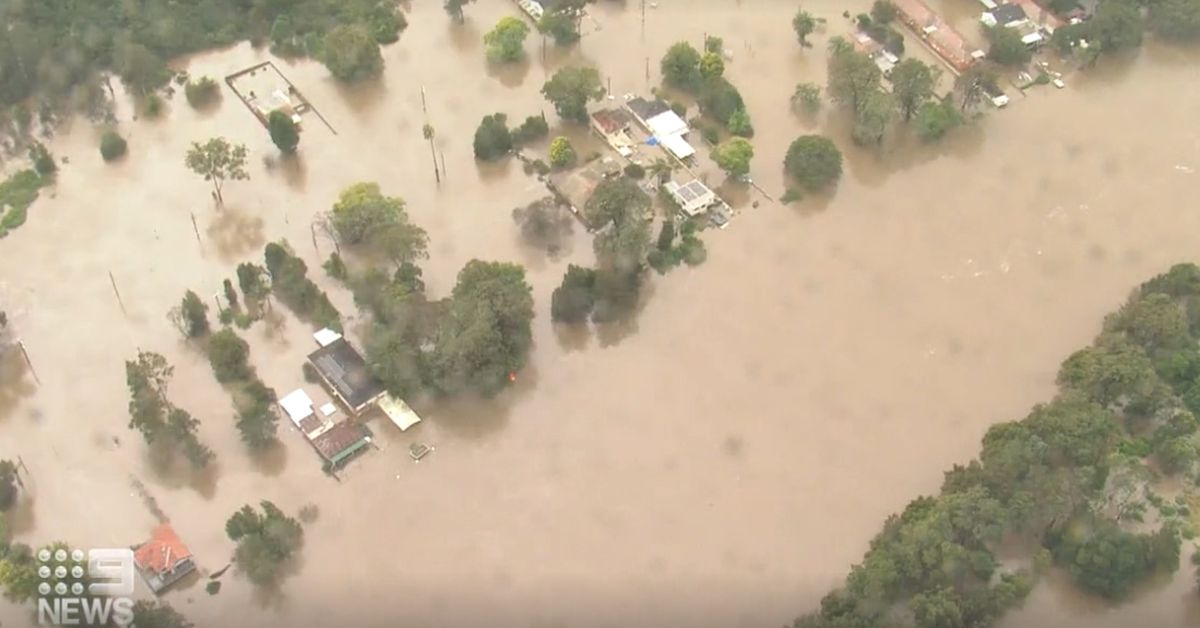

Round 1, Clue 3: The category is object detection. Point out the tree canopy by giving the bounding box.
[986,25,1033,66]
[793,9,818,47]
[125,351,214,469]
[321,24,384,81]
[541,66,605,122]
[226,502,303,586]
[484,17,531,62]
[184,137,249,206]
[426,261,535,395]
[661,42,703,90]
[0,0,405,114]
[549,137,577,169]
[890,58,940,122]
[268,111,300,154]
[711,137,754,179]
[826,37,882,113]
[784,135,843,191]
[473,113,514,161]
[328,182,428,265]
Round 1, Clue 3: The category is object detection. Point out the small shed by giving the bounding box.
[378,394,423,432]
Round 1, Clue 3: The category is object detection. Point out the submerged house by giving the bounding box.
[134,525,196,595]
[307,331,386,416]
[664,179,718,217]
[590,108,639,158]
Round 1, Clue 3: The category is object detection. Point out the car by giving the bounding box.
[708,206,731,228]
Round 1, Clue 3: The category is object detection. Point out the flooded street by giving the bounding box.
[2,1,1199,627]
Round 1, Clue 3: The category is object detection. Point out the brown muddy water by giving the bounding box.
[1,1,1199,627]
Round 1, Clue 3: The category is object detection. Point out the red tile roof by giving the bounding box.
[134,525,192,575]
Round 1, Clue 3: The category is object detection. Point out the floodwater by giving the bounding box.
[1,1,1199,627]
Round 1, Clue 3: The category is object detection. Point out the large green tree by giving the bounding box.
[126,352,214,469]
[986,25,1033,66]
[784,135,843,191]
[711,137,754,179]
[226,502,304,586]
[185,138,249,207]
[427,261,535,395]
[327,182,428,265]
[793,9,817,47]
[551,265,597,323]
[484,16,530,62]
[322,24,384,81]
[473,113,513,160]
[890,58,940,122]
[541,66,605,122]
[660,42,703,90]
[267,111,300,154]
[1149,0,1200,41]
[826,37,882,113]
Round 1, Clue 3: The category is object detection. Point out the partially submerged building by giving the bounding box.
[311,420,372,469]
[307,331,386,416]
[590,109,639,159]
[547,156,624,216]
[891,0,983,73]
[134,525,196,595]
[664,180,718,217]
[981,2,1055,46]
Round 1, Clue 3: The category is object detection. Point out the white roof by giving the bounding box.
[320,402,338,417]
[646,110,688,138]
[660,133,695,159]
[379,394,422,432]
[313,328,342,347]
[279,389,315,425]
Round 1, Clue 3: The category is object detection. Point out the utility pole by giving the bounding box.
[420,86,427,114]
[213,293,223,313]
[108,271,126,315]
[310,223,319,253]
[641,0,646,39]
[439,149,447,181]
[16,339,39,386]
[190,212,202,246]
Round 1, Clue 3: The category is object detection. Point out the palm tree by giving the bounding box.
[422,123,440,183]
[648,158,673,185]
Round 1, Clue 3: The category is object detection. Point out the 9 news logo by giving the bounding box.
[36,548,136,627]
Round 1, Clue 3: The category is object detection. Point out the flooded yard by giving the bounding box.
[1,1,1199,627]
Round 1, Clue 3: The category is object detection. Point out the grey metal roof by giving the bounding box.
[307,338,384,410]
[626,97,670,122]
[992,3,1027,25]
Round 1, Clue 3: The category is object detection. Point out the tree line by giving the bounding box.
[0,0,405,127]
[796,263,1200,627]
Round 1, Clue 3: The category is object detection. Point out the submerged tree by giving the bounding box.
[444,0,477,22]
[125,351,214,469]
[327,182,428,265]
[784,135,843,191]
[322,24,384,81]
[793,9,818,47]
[184,137,249,207]
[473,114,513,160]
[711,137,754,179]
[267,111,300,154]
[541,66,605,123]
[484,16,530,62]
[890,58,940,122]
[226,502,304,586]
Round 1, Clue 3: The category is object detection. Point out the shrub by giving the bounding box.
[549,137,577,169]
[624,163,645,179]
[99,131,128,161]
[207,329,252,383]
[185,77,221,108]
[142,94,164,119]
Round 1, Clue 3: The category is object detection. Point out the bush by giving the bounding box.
[701,125,720,145]
[142,94,164,119]
[268,111,300,153]
[512,115,549,145]
[99,131,127,161]
[185,77,220,108]
[548,136,577,169]
[29,143,56,177]
[532,159,551,175]
[473,113,512,161]
[791,82,822,114]
[624,163,645,179]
